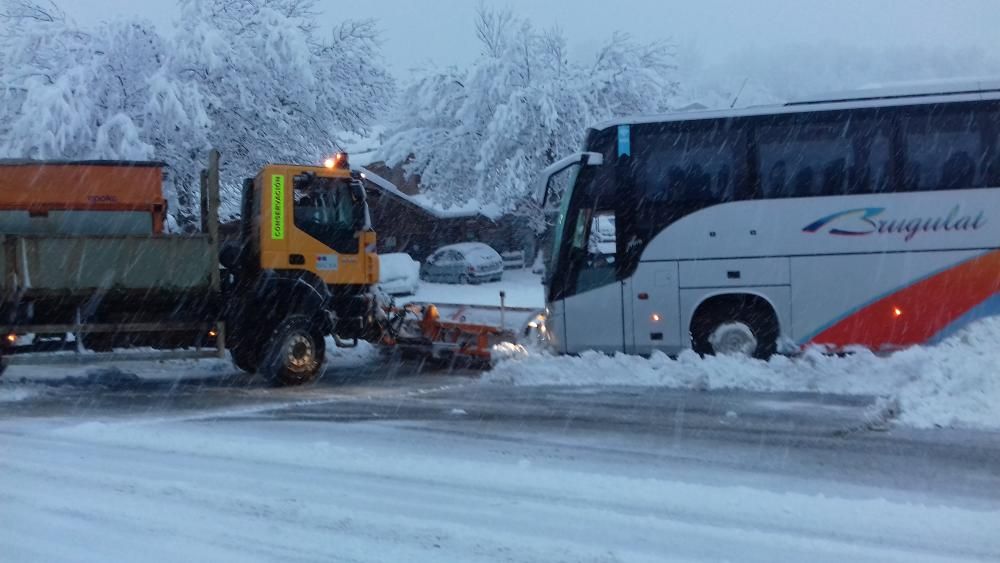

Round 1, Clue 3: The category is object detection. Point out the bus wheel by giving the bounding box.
[708,322,758,356]
[691,296,778,360]
[260,315,326,387]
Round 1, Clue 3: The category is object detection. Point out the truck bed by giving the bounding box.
[0,151,225,366]
[1,235,215,295]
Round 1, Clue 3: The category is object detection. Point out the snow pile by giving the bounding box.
[488,318,1000,430]
[378,253,420,283]
[0,385,40,403]
[409,269,545,309]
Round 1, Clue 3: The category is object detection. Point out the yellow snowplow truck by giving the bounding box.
[0,151,383,386]
[222,153,382,385]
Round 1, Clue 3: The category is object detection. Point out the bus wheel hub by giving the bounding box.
[709,322,757,356]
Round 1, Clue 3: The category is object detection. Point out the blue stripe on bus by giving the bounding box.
[928,293,1000,344]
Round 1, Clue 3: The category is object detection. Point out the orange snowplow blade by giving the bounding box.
[383,302,540,364]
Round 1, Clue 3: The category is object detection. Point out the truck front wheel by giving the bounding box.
[230,340,260,374]
[260,315,326,386]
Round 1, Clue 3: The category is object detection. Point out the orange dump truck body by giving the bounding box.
[0,160,167,235]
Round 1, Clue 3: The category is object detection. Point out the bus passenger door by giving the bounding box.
[627,262,680,355]
[561,211,626,354]
[562,282,626,354]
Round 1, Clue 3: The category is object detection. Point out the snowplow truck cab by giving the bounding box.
[222,156,381,385]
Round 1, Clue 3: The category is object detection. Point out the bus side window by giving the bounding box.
[847,128,892,195]
[766,160,788,198]
[987,152,1000,186]
[980,102,1000,186]
[587,212,617,259]
[633,121,743,204]
[571,209,592,249]
[757,112,892,199]
[575,210,618,295]
[903,103,986,192]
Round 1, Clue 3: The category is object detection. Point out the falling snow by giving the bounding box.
[1,1,1000,561]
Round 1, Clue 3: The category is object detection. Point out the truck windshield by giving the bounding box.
[293,176,357,253]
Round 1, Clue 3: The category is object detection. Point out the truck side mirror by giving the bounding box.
[350,180,365,202]
[349,180,368,232]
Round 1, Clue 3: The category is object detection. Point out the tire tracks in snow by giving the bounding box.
[2,423,998,562]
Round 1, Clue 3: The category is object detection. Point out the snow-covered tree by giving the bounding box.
[171,0,394,217]
[380,8,678,215]
[0,1,212,224]
[0,0,394,225]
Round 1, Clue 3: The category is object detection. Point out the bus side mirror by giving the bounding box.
[538,151,605,209]
[581,152,604,166]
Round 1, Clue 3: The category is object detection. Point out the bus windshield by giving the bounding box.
[546,164,581,280]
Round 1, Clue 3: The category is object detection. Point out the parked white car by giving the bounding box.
[377,253,421,296]
[420,243,504,284]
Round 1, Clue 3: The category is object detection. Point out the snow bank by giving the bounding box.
[378,253,419,282]
[409,269,545,309]
[0,385,40,403]
[488,318,1000,430]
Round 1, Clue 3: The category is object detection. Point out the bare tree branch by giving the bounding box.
[0,0,63,23]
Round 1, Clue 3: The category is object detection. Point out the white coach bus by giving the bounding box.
[538,81,1000,357]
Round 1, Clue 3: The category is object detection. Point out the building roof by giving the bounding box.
[360,167,491,220]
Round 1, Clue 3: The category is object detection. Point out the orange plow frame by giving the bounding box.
[381,299,541,364]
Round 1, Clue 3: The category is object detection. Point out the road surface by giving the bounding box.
[2,357,999,562]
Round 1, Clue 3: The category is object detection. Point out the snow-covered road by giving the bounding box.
[2,363,1000,562]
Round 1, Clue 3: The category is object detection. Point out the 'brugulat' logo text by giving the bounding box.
[803,206,986,242]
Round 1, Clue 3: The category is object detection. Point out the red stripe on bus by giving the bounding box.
[810,250,1000,349]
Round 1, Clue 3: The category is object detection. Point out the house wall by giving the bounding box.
[366,188,535,262]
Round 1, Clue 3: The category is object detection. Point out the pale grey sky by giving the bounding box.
[63,0,1000,77]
